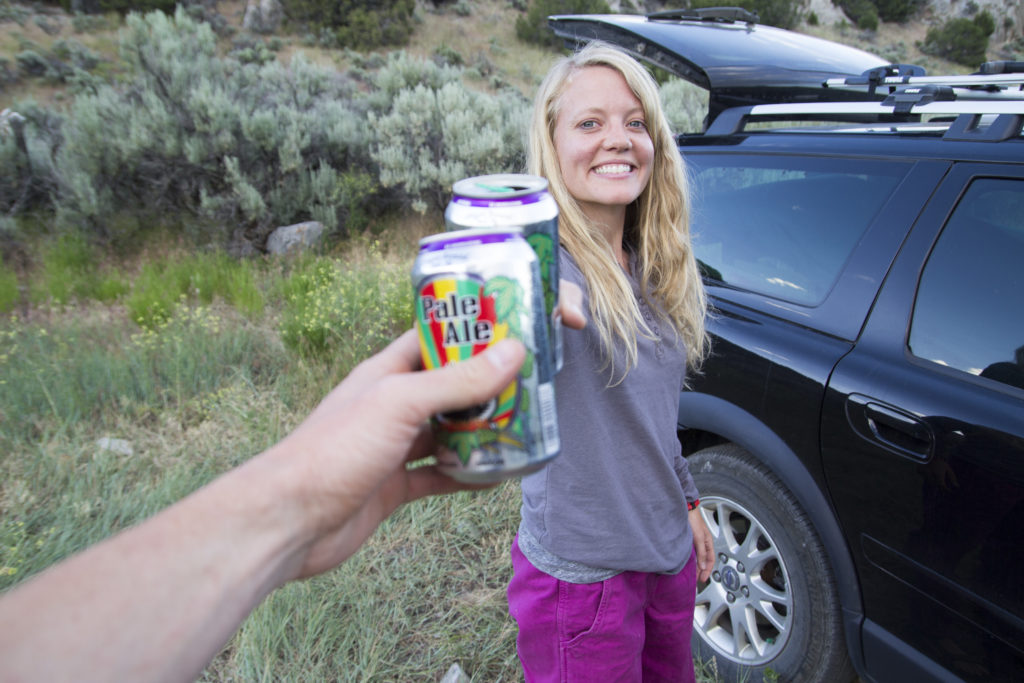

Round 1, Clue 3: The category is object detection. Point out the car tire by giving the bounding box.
[688,443,856,683]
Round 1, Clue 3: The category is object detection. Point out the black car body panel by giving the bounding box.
[551,10,1024,683]
[820,163,1024,681]
[683,140,1024,683]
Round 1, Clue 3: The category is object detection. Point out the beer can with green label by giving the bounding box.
[445,174,562,372]
[413,227,560,483]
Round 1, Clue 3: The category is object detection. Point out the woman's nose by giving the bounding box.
[603,124,633,151]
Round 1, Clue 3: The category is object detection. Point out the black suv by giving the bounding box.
[551,10,1024,683]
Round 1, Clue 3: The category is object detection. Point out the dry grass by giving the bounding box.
[802,12,971,75]
[407,0,559,95]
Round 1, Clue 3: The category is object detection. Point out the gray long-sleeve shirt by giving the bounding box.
[517,248,699,583]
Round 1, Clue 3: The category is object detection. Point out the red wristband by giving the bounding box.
[687,499,700,511]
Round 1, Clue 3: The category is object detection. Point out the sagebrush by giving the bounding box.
[920,12,995,67]
[1,8,535,251]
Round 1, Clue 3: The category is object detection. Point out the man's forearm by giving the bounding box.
[0,330,528,682]
[0,454,309,683]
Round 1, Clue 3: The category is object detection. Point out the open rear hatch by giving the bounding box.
[547,9,892,123]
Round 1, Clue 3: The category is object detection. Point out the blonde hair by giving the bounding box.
[529,41,707,381]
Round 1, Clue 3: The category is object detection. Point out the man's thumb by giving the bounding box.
[420,339,526,416]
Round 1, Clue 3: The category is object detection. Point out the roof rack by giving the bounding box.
[978,61,1024,75]
[825,63,1024,99]
[647,7,759,26]
[703,97,1024,142]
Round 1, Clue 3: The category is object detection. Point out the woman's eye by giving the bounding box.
[628,120,647,130]
[579,120,597,129]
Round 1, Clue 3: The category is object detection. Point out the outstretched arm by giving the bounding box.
[0,330,525,683]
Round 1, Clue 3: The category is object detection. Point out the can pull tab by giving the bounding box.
[473,182,527,193]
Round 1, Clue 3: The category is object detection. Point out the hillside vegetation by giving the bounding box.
[1,0,1016,262]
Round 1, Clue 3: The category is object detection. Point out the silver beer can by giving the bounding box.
[412,227,560,483]
[445,174,562,372]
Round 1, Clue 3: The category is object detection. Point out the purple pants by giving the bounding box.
[507,536,698,683]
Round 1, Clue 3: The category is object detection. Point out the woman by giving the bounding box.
[508,42,714,682]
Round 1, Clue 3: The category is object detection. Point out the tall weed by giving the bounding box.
[0,371,293,591]
[126,250,265,328]
[31,231,129,305]
[0,261,18,313]
[0,303,282,446]
[0,297,290,589]
[278,245,413,374]
[230,484,524,681]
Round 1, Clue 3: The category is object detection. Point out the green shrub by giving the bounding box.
[6,9,550,242]
[304,165,377,236]
[835,0,922,26]
[230,36,277,66]
[70,11,118,33]
[432,43,464,67]
[12,37,102,86]
[0,0,31,23]
[14,50,49,78]
[0,101,64,219]
[371,79,530,213]
[660,78,709,134]
[282,0,416,51]
[838,0,879,30]
[53,8,381,249]
[515,0,611,49]
[971,9,996,37]
[56,0,177,14]
[0,56,14,85]
[920,12,994,67]
[363,50,462,107]
[51,39,102,72]
[32,13,61,36]
[873,0,924,23]
[367,52,529,213]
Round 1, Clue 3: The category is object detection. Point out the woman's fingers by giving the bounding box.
[558,280,586,330]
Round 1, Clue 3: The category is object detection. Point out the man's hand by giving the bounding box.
[270,329,526,579]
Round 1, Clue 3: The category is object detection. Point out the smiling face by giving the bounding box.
[552,65,654,231]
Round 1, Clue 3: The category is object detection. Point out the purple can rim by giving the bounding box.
[418,227,524,253]
[450,191,546,208]
[450,174,550,207]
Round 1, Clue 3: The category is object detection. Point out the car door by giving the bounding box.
[822,165,1024,682]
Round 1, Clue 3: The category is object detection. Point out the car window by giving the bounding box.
[909,178,1024,391]
[686,155,905,306]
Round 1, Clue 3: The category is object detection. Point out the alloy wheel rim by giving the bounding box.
[693,495,794,665]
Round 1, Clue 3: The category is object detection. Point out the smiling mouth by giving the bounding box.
[593,164,633,175]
